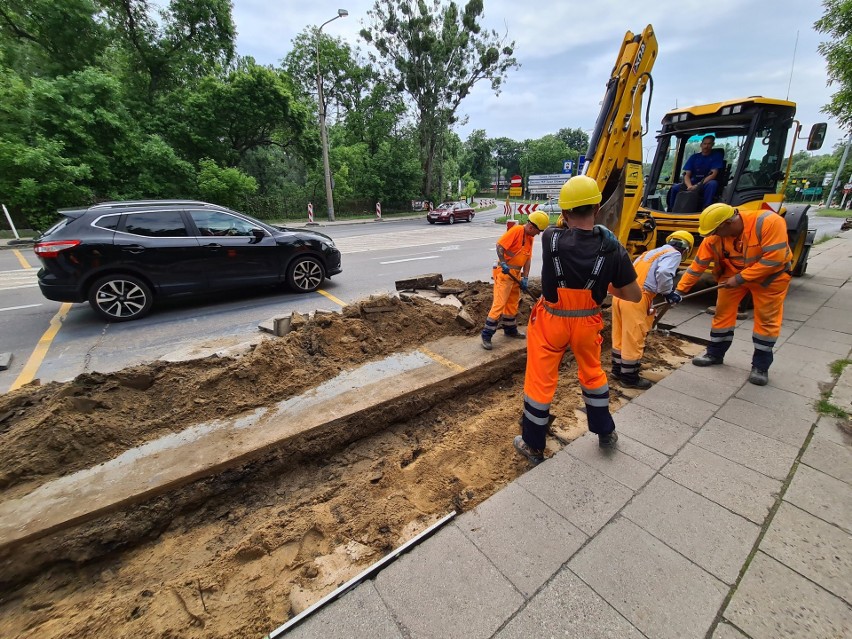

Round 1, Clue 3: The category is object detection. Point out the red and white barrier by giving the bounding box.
[307,202,314,224]
[516,204,539,215]
[376,202,382,220]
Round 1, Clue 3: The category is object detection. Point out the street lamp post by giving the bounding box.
[316,9,348,222]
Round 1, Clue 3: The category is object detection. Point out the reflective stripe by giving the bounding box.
[524,395,550,412]
[762,241,787,252]
[523,409,550,426]
[542,304,600,318]
[582,392,610,408]
[581,383,609,395]
[759,258,782,267]
[694,257,712,266]
[710,334,734,343]
[755,211,771,242]
[685,267,702,278]
[753,342,774,352]
[753,331,777,342]
[761,269,790,287]
[734,273,746,285]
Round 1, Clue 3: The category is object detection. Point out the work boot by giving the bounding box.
[612,372,653,389]
[513,435,544,465]
[481,336,492,350]
[692,351,724,367]
[504,331,526,339]
[598,431,619,449]
[748,367,769,386]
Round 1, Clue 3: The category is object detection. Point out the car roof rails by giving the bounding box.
[88,200,227,210]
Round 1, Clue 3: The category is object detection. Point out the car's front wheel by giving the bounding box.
[448,215,455,225]
[88,274,153,322]
[287,255,325,293]
[428,218,435,224]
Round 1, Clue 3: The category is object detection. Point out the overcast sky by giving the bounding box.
[232,0,846,153]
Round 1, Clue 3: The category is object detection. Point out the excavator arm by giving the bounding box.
[582,25,658,244]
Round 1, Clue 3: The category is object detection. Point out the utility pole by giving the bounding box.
[826,131,851,208]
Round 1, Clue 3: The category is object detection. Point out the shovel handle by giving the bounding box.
[651,283,724,309]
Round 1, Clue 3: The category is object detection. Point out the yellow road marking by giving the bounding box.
[12,249,32,269]
[9,303,72,392]
[419,347,466,373]
[317,289,347,307]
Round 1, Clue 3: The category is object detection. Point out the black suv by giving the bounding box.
[34,200,342,321]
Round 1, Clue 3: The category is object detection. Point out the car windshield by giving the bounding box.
[436,203,454,210]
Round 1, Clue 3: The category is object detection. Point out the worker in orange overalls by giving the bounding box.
[676,203,793,386]
[611,230,695,389]
[481,210,550,350]
[513,176,642,464]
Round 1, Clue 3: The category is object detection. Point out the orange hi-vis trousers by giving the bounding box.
[522,288,613,451]
[483,268,522,336]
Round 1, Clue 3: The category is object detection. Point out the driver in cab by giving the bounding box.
[667,135,723,211]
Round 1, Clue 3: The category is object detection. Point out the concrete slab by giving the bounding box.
[516,453,634,536]
[284,581,403,639]
[611,402,697,456]
[787,326,852,355]
[0,352,11,370]
[802,435,852,484]
[569,517,728,639]
[825,288,852,311]
[761,502,852,605]
[456,482,587,598]
[622,475,759,585]
[633,385,718,429]
[760,366,824,400]
[655,367,742,406]
[563,432,657,490]
[607,431,669,470]
[805,307,852,334]
[831,364,852,413]
[672,359,749,385]
[734,383,819,427]
[711,621,750,639]
[494,568,645,639]
[714,397,812,448]
[784,464,852,533]
[661,443,781,524]
[725,552,852,639]
[0,334,527,550]
[691,418,800,481]
[375,525,523,639]
[812,415,852,447]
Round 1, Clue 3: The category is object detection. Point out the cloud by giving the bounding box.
[232,0,846,150]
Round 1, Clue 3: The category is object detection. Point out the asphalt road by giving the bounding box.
[0,209,844,393]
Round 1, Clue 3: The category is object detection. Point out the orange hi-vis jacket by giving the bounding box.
[497,223,533,271]
[485,223,534,326]
[678,208,793,291]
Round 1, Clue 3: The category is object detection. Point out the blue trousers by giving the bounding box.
[667,180,718,211]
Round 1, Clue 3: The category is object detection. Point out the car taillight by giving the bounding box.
[34,240,81,258]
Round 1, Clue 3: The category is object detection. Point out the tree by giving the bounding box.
[815,0,852,130]
[556,127,590,153]
[360,0,518,198]
[461,129,492,189]
[521,135,574,176]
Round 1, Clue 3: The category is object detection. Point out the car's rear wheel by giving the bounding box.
[448,215,455,225]
[287,255,325,293]
[88,274,153,322]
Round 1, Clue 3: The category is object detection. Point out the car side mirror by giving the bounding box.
[806,123,827,151]
[250,229,265,244]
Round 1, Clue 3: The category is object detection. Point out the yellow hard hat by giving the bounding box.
[527,210,549,231]
[558,175,602,210]
[666,230,694,253]
[698,203,736,236]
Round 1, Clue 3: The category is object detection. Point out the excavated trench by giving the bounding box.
[0,280,694,639]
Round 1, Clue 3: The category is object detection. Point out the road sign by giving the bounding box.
[823,172,834,187]
[562,160,573,174]
[509,187,522,197]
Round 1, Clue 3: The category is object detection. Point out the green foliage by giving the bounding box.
[815,0,852,129]
[556,127,589,153]
[521,135,575,176]
[816,398,849,419]
[196,158,257,209]
[830,358,851,377]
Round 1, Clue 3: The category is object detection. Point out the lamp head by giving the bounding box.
[338,9,348,17]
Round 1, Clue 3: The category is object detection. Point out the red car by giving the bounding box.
[427,201,475,224]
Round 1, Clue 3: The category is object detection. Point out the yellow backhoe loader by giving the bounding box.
[584,25,827,276]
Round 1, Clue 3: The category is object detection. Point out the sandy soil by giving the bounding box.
[0,279,693,638]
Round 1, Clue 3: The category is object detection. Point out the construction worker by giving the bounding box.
[611,230,695,389]
[513,176,642,464]
[676,203,793,386]
[481,211,550,350]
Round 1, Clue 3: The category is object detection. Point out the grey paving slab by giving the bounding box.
[812,414,852,446]
[456,482,587,598]
[735,383,819,426]
[563,432,657,490]
[494,568,644,639]
[725,551,852,639]
[788,325,852,355]
[374,524,523,639]
[832,364,852,412]
[656,367,742,406]
[784,464,852,533]
[775,341,843,369]
[569,517,728,639]
[714,397,812,448]
[711,622,750,639]
[516,452,634,536]
[802,434,852,484]
[609,431,669,470]
[611,401,697,455]
[825,289,852,311]
[799,358,840,383]
[633,384,718,429]
[714,339,756,371]
[805,307,852,334]
[673,358,749,385]
[760,365,824,399]
[661,443,781,524]
[761,502,852,605]
[285,581,403,639]
[622,475,759,585]
[691,418,800,481]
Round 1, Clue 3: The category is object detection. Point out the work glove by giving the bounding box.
[500,261,511,275]
[664,290,683,305]
[520,276,529,292]
[593,224,620,253]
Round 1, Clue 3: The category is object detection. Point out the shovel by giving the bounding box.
[651,283,723,329]
[506,271,539,303]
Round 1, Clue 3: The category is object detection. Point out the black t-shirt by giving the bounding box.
[539,227,637,305]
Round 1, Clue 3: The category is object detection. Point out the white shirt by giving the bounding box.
[635,245,682,295]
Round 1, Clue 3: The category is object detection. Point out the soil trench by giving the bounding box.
[0,280,695,638]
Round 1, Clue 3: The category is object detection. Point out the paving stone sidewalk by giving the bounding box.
[284,234,852,639]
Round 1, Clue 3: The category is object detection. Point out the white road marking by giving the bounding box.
[335,225,501,254]
[0,269,39,292]
[0,303,42,312]
[380,255,440,265]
